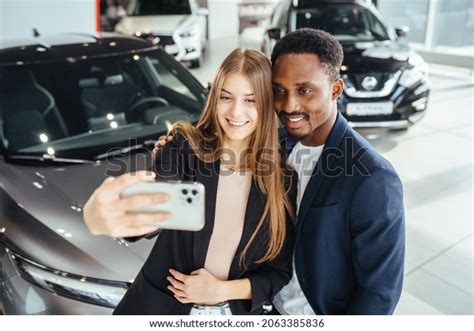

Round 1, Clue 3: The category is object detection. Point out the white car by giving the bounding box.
[115,0,208,68]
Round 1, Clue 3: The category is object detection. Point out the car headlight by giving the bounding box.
[399,62,429,88]
[7,248,129,308]
[179,25,198,38]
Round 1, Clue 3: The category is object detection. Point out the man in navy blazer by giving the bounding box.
[271,29,405,315]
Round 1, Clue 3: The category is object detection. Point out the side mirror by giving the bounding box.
[395,26,409,37]
[267,27,281,40]
[197,7,209,16]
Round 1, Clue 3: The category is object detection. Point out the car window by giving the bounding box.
[291,4,390,41]
[0,49,205,159]
[150,58,198,101]
[128,0,192,16]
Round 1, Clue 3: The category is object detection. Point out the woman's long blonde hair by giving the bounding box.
[171,48,294,265]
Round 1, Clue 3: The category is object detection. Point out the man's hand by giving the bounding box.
[83,171,170,238]
[167,268,226,305]
[152,134,174,159]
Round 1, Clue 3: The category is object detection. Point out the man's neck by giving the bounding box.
[301,109,338,147]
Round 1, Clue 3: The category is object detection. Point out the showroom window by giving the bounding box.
[378,0,430,44]
[378,0,473,54]
[432,0,474,49]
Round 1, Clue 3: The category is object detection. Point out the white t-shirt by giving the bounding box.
[273,141,324,315]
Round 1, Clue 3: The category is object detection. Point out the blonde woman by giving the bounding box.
[84,49,296,315]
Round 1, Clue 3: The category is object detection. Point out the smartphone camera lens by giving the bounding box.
[182,189,188,195]
[192,189,198,196]
[186,197,193,204]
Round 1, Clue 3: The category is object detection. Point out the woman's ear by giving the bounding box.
[331,78,344,100]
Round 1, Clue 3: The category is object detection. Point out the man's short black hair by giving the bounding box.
[271,28,344,81]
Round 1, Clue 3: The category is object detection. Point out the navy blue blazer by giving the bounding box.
[279,112,405,315]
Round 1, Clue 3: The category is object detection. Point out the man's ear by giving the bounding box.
[331,78,344,100]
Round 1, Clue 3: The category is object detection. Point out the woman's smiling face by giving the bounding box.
[216,72,259,147]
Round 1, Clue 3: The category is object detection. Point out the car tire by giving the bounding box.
[190,53,203,68]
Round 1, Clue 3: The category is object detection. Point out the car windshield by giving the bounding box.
[128,0,192,16]
[291,4,390,41]
[0,48,205,160]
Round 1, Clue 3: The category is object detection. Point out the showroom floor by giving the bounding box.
[189,35,474,315]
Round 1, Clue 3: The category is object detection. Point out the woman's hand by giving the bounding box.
[83,171,171,238]
[167,268,225,305]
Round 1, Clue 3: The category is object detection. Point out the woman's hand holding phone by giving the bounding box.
[83,171,171,238]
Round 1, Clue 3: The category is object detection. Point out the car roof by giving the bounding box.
[292,0,372,8]
[0,32,155,66]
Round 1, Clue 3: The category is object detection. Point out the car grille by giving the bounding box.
[343,71,401,98]
[349,72,392,92]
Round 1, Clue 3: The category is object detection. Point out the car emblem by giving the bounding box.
[361,76,378,91]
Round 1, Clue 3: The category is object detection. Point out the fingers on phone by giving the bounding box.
[118,225,160,238]
[122,212,171,226]
[118,193,169,212]
[109,172,156,193]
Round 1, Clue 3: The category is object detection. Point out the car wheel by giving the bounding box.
[190,53,203,68]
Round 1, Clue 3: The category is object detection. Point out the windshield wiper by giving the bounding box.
[6,154,98,165]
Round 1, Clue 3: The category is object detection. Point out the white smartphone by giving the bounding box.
[120,181,205,232]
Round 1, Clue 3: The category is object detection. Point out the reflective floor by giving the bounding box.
[190,35,474,315]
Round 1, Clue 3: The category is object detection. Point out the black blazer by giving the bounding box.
[114,134,296,315]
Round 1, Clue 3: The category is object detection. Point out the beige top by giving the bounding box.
[204,167,252,280]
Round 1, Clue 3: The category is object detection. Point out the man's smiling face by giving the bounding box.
[272,53,343,145]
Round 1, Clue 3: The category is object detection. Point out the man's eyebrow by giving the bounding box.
[272,81,316,87]
[294,81,314,87]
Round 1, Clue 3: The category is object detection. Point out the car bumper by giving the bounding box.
[348,111,426,129]
[339,82,430,129]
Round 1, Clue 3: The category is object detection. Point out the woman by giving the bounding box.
[84,49,296,315]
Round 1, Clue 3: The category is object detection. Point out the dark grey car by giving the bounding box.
[0,33,206,314]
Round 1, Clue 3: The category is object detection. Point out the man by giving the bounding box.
[84,28,405,315]
[269,29,404,315]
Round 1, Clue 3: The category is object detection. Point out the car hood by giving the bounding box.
[0,156,155,282]
[116,15,193,35]
[340,39,416,72]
